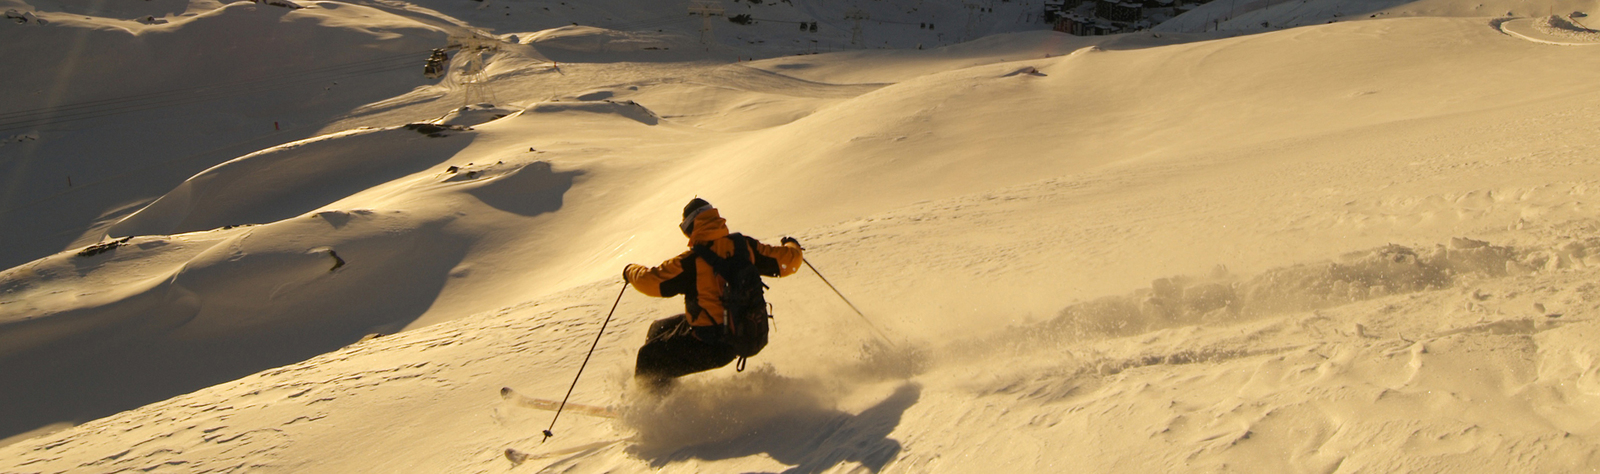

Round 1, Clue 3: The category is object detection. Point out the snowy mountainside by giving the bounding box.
[1156,0,1600,33]
[0,0,453,273]
[393,0,1054,52]
[0,0,1052,273]
[5,0,1600,471]
[0,0,227,18]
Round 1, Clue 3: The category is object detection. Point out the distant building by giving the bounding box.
[1095,0,1142,23]
[1140,0,1178,22]
[1048,0,1213,35]
[1053,12,1117,35]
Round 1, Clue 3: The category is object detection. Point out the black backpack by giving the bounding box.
[691,234,771,370]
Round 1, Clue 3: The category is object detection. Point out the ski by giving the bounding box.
[504,447,533,464]
[499,386,620,419]
[504,437,633,465]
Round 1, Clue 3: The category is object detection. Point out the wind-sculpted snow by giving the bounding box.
[528,100,660,126]
[694,65,888,100]
[1037,237,1597,341]
[0,209,473,443]
[452,160,581,217]
[431,104,521,127]
[0,128,583,442]
[106,126,477,237]
[523,26,688,62]
[0,0,448,270]
[594,64,886,131]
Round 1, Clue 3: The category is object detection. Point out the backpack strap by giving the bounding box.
[690,234,742,331]
[691,233,751,276]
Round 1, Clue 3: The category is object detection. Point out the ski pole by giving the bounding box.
[544,280,627,442]
[803,258,897,350]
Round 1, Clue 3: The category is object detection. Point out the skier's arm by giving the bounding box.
[752,237,804,277]
[625,251,694,297]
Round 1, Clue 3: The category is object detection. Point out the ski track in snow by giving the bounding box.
[1499,16,1600,46]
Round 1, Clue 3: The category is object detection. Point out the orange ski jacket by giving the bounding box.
[625,208,803,326]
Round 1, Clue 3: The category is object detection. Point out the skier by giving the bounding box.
[623,198,804,392]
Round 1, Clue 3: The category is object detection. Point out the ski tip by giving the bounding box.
[500,386,513,397]
[505,447,528,465]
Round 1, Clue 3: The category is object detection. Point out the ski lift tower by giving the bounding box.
[451,33,500,107]
[688,1,725,46]
[963,2,983,42]
[844,8,869,46]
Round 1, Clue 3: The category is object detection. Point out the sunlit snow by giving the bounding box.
[4,0,1600,471]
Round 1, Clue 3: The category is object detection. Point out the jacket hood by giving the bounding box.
[686,208,729,245]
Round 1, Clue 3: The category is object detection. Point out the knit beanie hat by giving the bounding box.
[682,198,711,219]
[680,198,713,235]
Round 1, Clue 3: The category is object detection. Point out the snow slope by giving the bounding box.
[1156,0,1600,34]
[0,0,452,273]
[5,0,1600,472]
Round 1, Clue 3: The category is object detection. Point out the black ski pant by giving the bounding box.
[635,314,736,383]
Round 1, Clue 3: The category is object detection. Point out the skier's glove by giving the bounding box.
[623,264,642,283]
[781,236,803,249]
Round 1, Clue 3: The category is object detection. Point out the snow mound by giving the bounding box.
[1534,14,1600,40]
[0,0,450,271]
[0,132,39,147]
[1001,66,1047,77]
[1,1,445,116]
[0,208,471,441]
[4,9,47,25]
[22,0,199,18]
[430,104,521,127]
[528,100,659,126]
[106,126,474,238]
[449,160,581,217]
[252,0,304,9]
[525,25,682,53]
